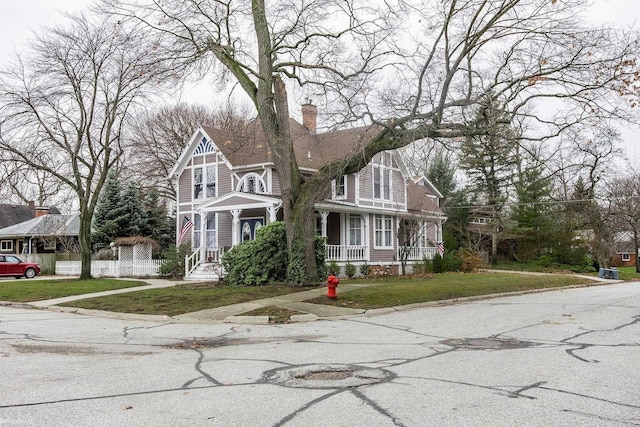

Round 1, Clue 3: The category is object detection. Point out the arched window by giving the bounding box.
[237,173,266,194]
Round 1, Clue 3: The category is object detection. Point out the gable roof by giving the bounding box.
[0,204,61,228]
[170,118,382,178]
[0,214,79,238]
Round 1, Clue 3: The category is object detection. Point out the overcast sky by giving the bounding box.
[0,0,639,159]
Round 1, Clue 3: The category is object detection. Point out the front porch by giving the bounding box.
[325,244,438,262]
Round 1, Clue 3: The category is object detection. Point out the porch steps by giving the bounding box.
[186,262,224,282]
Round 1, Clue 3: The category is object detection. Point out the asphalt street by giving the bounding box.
[1,282,639,426]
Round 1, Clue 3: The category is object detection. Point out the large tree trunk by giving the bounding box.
[78,212,93,280]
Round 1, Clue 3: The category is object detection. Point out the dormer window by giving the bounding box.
[237,173,267,194]
[332,175,346,199]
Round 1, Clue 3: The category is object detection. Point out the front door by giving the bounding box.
[240,218,263,242]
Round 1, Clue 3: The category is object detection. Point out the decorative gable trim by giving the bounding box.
[168,127,234,179]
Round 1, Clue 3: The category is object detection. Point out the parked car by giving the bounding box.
[0,255,41,279]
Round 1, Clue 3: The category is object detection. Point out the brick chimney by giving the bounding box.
[301,102,317,133]
[35,207,50,218]
[28,200,35,210]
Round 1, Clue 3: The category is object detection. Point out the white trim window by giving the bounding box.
[622,253,631,262]
[193,167,204,199]
[0,240,13,252]
[206,166,216,198]
[193,214,202,248]
[237,173,267,194]
[332,175,346,199]
[374,214,393,248]
[373,152,392,200]
[206,214,216,248]
[348,215,362,245]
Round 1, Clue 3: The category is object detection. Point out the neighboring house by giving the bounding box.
[0,213,80,254]
[169,103,446,279]
[0,202,61,229]
[611,232,637,267]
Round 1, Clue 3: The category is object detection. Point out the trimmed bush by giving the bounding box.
[460,249,482,272]
[344,262,356,278]
[327,260,340,276]
[360,261,371,277]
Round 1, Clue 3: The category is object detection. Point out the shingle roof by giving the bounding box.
[0,204,62,228]
[0,214,79,238]
[203,119,380,169]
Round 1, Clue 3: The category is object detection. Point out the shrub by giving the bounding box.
[360,261,371,277]
[344,262,356,278]
[421,256,433,274]
[223,222,288,286]
[460,249,482,273]
[432,253,445,273]
[327,260,340,276]
[223,223,328,285]
[159,244,191,279]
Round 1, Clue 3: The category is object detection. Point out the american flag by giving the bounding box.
[178,216,193,244]
[437,241,445,256]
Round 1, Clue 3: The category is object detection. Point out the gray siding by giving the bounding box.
[219,162,233,193]
[178,171,192,204]
[218,213,233,248]
[359,164,374,201]
[391,170,405,205]
[271,169,281,195]
[345,174,356,203]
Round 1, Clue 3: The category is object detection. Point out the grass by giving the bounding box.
[0,278,147,302]
[61,282,314,316]
[305,272,593,309]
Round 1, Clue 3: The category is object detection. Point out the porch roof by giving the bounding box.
[195,192,282,212]
[315,201,445,220]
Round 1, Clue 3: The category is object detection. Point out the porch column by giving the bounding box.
[266,204,280,223]
[363,214,370,262]
[437,221,443,242]
[230,209,242,246]
[200,212,207,259]
[319,211,329,237]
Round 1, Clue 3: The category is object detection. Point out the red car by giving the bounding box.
[0,255,41,279]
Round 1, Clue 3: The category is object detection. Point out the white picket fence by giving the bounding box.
[56,260,164,278]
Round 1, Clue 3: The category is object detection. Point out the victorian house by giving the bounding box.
[169,104,446,279]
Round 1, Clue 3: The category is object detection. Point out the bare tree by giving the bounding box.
[0,14,171,279]
[608,172,640,273]
[101,0,640,282]
[124,101,251,201]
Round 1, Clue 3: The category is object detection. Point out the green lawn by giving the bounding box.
[60,282,314,316]
[0,278,148,302]
[57,272,596,316]
[305,272,593,309]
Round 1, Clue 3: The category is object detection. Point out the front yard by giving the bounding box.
[0,278,146,302]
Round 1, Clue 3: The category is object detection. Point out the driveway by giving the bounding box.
[1,282,639,426]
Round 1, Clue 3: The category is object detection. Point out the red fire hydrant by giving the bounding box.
[327,275,339,299]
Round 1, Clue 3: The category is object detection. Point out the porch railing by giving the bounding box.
[398,246,438,261]
[204,247,225,263]
[325,245,368,262]
[185,246,202,278]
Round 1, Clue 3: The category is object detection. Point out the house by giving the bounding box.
[0,212,80,254]
[611,235,637,268]
[169,103,446,279]
[0,202,61,229]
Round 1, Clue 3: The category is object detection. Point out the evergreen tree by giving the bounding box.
[425,148,457,200]
[459,93,518,264]
[92,171,127,251]
[120,181,146,237]
[511,164,553,258]
[142,188,174,252]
